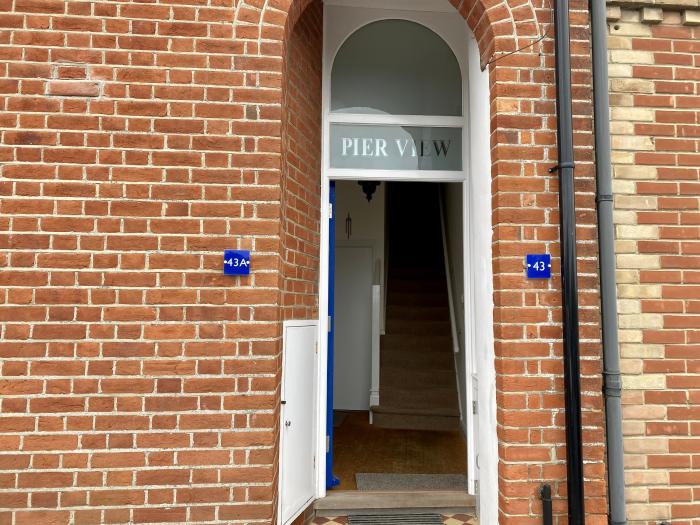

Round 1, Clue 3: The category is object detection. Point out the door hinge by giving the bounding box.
[328,315,332,333]
[472,400,477,415]
[474,479,479,494]
[329,202,333,219]
[326,435,330,453]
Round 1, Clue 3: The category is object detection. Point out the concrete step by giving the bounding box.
[314,490,475,516]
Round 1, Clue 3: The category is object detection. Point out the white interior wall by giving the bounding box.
[441,183,467,435]
[333,182,385,410]
[334,181,385,285]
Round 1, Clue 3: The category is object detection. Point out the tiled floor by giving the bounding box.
[313,514,478,525]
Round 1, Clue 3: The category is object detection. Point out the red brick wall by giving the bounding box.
[487,0,607,522]
[275,3,323,522]
[0,0,285,523]
[608,4,700,523]
[280,0,323,322]
[0,0,608,523]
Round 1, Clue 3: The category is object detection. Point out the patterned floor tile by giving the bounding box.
[312,517,348,525]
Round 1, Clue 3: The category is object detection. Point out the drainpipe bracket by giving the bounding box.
[609,521,627,525]
[548,162,576,173]
[603,371,622,398]
[596,193,613,204]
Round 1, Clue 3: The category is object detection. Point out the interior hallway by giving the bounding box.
[333,411,468,491]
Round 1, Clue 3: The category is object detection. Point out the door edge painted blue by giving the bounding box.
[326,181,340,490]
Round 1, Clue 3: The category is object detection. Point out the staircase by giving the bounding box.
[371,183,461,432]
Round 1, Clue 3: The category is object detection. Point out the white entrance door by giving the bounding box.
[279,321,318,525]
[334,245,373,411]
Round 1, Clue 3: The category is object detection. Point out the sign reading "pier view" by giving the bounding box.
[330,124,462,171]
[341,137,453,159]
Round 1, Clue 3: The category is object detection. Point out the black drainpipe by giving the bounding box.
[541,484,553,525]
[552,0,585,524]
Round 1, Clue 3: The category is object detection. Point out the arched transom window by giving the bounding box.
[327,19,466,175]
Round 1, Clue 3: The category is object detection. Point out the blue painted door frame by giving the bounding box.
[326,181,340,489]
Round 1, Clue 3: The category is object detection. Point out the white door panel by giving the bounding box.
[280,321,318,525]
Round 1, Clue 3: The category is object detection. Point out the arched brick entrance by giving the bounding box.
[250,0,608,522]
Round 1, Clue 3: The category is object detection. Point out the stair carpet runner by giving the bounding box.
[371,183,460,432]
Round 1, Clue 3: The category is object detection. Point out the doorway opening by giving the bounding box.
[290,1,497,520]
[278,1,497,523]
[329,180,468,493]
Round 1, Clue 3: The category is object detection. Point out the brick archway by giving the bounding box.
[233,0,542,65]
[239,0,609,523]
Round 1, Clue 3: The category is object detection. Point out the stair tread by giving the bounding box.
[379,396,459,412]
[382,334,452,341]
[371,404,460,417]
[381,345,454,356]
[378,182,460,432]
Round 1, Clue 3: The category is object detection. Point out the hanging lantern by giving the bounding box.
[358,181,380,202]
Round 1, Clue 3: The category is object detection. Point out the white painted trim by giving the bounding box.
[315,7,331,499]
[317,6,497,520]
[328,113,465,127]
[328,169,465,182]
[467,32,497,524]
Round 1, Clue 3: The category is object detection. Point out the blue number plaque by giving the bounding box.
[526,254,551,279]
[224,250,251,276]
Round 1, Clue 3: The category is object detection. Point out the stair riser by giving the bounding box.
[387,294,448,307]
[382,334,451,344]
[387,281,447,293]
[387,312,449,322]
[381,373,456,390]
[386,321,451,336]
[372,412,461,432]
[380,390,459,411]
[381,356,454,372]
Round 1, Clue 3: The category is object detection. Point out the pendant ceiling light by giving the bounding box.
[358,181,380,202]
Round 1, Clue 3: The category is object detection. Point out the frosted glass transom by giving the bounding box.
[331,19,462,116]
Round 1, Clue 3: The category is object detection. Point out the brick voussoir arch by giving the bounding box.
[241,0,541,64]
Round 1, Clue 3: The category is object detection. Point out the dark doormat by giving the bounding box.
[355,473,467,491]
[348,514,443,525]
